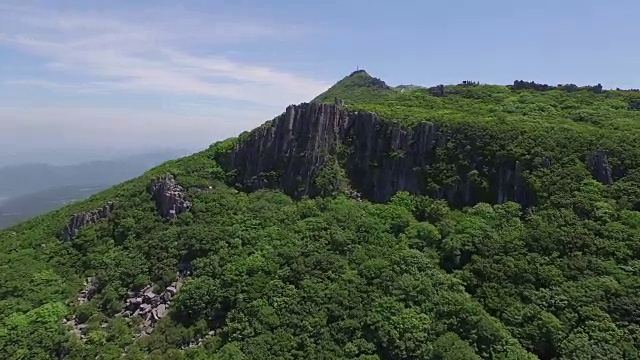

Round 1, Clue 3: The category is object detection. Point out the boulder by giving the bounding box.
[127,297,143,311]
[143,287,156,302]
[122,266,189,337]
[140,303,152,315]
[153,304,168,320]
[77,277,99,304]
[161,291,172,303]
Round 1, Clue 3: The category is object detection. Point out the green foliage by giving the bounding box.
[0,181,540,358]
[0,302,67,359]
[313,70,394,105]
[314,156,350,197]
[1,70,640,358]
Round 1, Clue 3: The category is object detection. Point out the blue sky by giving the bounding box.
[1,0,638,164]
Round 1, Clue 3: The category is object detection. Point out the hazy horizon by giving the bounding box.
[0,145,198,167]
[2,0,638,164]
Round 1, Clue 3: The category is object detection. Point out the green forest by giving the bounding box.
[1,71,639,359]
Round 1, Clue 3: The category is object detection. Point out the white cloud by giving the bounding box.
[0,5,329,105]
[0,3,331,159]
[3,79,109,94]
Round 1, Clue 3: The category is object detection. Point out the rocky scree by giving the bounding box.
[64,265,193,341]
[63,277,99,340]
[120,281,180,337]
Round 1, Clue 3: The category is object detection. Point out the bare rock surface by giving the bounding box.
[182,330,217,349]
[147,174,191,219]
[62,277,99,340]
[220,103,625,208]
[587,150,613,184]
[77,277,98,304]
[66,264,193,341]
[218,103,535,207]
[61,202,115,241]
[121,264,192,337]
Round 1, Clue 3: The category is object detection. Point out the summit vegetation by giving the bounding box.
[1,70,640,359]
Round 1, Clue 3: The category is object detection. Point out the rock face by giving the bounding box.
[66,265,192,341]
[219,103,620,207]
[588,150,613,185]
[122,264,192,336]
[61,202,115,241]
[218,102,534,207]
[77,277,99,304]
[63,277,100,341]
[148,174,191,219]
[122,281,182,336]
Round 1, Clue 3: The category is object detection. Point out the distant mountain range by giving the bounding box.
[0,150,192,198]
[0,185,109,228]
[0,149,191,228]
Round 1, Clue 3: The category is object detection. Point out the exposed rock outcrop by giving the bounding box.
[66,265,192,341]
[120,281,182,337]
[61,202,115,241]
[77,277,99,304]
[63,318,88,341]
[588,150,613,185]
[430,84,446,97]
[218,103,535,207]
[220,103,623,207]
[121,264,191,337]
[182,330,217,349]
[63,277,100,341]
[148,174,191,219]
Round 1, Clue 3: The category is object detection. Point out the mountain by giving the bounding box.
[0,185,109,229]
[0,147,194,168]
[313,69,394,103]
[0,150,193,199]
[1,71,640,359]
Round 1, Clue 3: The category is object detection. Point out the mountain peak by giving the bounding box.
[348,69,371,77]
[312,69,391,104]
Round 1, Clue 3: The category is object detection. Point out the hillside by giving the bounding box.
[1,71,640,359]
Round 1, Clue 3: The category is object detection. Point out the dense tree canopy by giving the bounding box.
[1,71,640,359]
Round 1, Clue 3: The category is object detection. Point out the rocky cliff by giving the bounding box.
[588,150,613,185]
[61,202,115,241]
[218,102,615,207]
[148,174,191,220]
